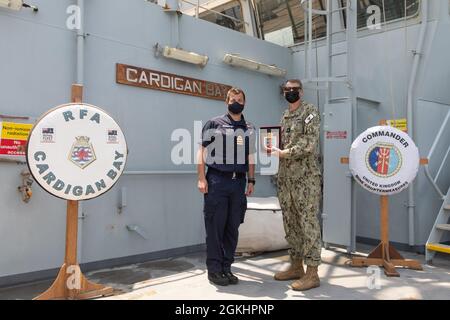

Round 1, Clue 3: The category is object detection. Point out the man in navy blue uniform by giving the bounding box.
[197,87,256,286]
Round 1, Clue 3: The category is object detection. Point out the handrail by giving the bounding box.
[300,0,328,15]
[424,110,450,200]
[180,0,248,26]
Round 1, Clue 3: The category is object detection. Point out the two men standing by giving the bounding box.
[197,81,322,291]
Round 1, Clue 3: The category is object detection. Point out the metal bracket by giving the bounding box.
[153,42,164,58]
[118,187,127,214]
[18,169,33,203]
[126,225,149,240]
[77,32,88,39]
[22,3,39,12]
[404,202,416,209]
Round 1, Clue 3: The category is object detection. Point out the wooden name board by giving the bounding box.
[116,63,232,101]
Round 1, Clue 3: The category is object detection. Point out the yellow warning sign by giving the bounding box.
[383,119,408,132]
[1,122,33,140]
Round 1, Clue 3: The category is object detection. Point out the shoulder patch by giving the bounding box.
[305,113,316,124]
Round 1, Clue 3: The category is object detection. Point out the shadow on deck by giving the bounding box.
[0,245,449,300]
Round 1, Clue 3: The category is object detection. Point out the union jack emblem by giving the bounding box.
[42,128,54,134]
[69,136,96,169]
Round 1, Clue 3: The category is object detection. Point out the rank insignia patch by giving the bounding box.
[305,114,316,124]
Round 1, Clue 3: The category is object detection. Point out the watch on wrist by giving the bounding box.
[248,178,256,185]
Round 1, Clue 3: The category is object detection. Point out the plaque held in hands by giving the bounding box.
[260,126,281,156]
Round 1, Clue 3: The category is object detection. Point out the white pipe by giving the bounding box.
[407,0,428,246]
[307,0,313,79]
[196,0,199,18]
[77,0,84,84]
[76,0,85,262]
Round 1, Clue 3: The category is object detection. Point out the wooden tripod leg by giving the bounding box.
[383,243,400,277]
[388,244,404,260]
[389,245,422,270]
[351,243,383,267]
[350,196,422,276]
[351,257,383,267]
[382,259,399,277]
[77,274,114,300]
[367,243,383,259]
[33,264,114,300]
[391,259,423,270]
[33,264,69,300]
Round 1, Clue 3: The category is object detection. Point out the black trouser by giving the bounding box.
[203,169,247,273]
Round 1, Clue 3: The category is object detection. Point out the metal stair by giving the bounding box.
[301,0,358,251]
[426,187,450,262]
[301,0,356,103]
[424,108,450,263]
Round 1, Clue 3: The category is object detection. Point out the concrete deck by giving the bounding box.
[1,245,449,300]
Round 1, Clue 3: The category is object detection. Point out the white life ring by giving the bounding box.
[27,103,128,201]
[349,126,419,195]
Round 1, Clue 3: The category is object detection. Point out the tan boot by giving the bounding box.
[274,259,305,281]
[291,266,320,291]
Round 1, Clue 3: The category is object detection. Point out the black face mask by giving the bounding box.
[285,91,300,103]
[228,102,245,115]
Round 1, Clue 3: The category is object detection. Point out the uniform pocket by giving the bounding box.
[240,196,248,224]
[203,194,218,220]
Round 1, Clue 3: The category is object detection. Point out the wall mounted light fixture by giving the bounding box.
[0,0,23,10]
[154,43,209,67]
[0,0,38,11]
[223,54,286,77]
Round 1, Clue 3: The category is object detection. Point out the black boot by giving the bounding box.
[224,272,239,285]
[208,272,230,286]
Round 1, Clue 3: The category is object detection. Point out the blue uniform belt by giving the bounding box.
[207,167,246,179]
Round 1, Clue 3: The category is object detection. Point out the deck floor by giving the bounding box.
[1,245,449,300]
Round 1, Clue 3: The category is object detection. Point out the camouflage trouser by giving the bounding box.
[277,177,322,267]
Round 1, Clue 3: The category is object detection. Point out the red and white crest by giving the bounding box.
[69,136,97,169]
